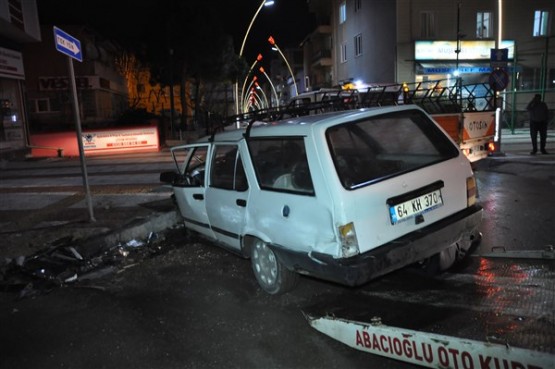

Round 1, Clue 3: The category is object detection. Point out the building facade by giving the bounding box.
[396,0,554,119]
[303,0,398,91]
[330,0,397,88]
[0,0,40,156]
[303,0,553,125]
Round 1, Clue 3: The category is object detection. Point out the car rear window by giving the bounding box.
[326,109,459,189]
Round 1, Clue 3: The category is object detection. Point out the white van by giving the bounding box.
[161,105,482,294]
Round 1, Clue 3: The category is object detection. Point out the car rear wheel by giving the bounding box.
[250,238,299,294]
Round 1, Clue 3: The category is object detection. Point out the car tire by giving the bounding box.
[250,238,299,295]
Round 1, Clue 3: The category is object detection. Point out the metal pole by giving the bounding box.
[541,37,549,100]
[241,56,262,108]
[455,1,462,106]
[68,57,95,222]
[236,0,272,118]
[510,47,518,133]
[260,67,279,107]
[274,43,298,97]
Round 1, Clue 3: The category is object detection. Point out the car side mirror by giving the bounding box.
[160,171,179,184]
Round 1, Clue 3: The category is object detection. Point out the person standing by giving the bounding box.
[526,94,549,155]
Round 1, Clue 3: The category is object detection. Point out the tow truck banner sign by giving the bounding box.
[307,315,553,369]
[463,112,495,141]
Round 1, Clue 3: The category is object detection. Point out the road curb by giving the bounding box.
[79,209,183,258]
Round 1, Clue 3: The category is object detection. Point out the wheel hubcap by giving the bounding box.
[253,241,278,287]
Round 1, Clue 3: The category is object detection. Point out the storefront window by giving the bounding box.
[0,78,24,144]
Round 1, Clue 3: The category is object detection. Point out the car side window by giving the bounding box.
[183,146,207,187]
[210,145,249,192]
[249,137,314,195]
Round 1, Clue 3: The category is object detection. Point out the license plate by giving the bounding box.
[389,189,443,224]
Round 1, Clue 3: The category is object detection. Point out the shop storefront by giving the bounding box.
[0,46,26,153]
[414,40,515,86]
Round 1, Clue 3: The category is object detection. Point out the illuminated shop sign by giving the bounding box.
[0,47,25,79]
[415,40,515,60]
[423,67,493,74]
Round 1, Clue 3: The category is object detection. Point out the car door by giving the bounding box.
[204,144,249,251]
[171,144,215,239]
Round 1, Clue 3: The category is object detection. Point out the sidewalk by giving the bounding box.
[496,128,555,156]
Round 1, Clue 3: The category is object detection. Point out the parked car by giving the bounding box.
[160,105,483,294]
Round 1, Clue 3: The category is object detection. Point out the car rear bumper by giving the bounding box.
[270,204,483,287]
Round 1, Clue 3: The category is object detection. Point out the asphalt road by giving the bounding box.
[0,149,554,369]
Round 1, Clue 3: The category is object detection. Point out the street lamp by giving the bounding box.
[255,82,269,108]
[240,1,275,57]
[242,76,259,112]
[241,54,263,110]
[268,35,298,97]
[248,88,264,110]
[235,0,275,119]
[259,66,279,107]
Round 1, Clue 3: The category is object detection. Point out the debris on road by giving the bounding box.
[0,227,179,299]
[480,245,555,259]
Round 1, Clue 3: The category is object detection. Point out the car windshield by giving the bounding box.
[326,109,459,189]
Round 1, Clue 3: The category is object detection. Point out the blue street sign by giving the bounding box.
[53,26,82,62]
[490,48,508,68]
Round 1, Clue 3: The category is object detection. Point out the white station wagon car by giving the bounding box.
[160,106,482,294]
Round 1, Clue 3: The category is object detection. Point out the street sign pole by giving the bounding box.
[67,57,96,222]
[53,26,95,222]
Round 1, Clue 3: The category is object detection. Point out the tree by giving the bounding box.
[139,1,245,131]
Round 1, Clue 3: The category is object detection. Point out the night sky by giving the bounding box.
[37,0,315,62]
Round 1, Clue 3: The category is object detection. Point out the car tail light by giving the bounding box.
[487,141,496,153]
[338,222,359,258]
[466,176,477,206]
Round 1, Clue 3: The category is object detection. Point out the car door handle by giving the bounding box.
[193,194,204,200]
[236,199,247,207]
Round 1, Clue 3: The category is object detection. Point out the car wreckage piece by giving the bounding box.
[305,314,554,369]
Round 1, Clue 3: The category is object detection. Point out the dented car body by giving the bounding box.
[161,106,482,294]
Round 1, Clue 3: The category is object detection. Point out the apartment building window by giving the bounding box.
[341,42,347,63]
[339,1,347,24]
[354,34,362,57]
[8,0,24,30]
[354,0,361,12]
[533,10,550,37]
[420,11,436,38]
[476,12,493,38]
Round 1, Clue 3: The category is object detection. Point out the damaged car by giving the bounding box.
[160,106,482,294]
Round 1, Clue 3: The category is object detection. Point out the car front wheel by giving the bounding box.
[250,239,299,295]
